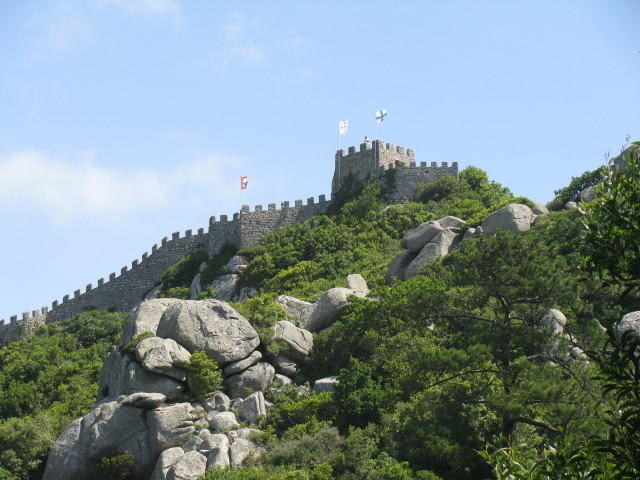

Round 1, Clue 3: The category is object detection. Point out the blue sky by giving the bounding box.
[0,1,638,321]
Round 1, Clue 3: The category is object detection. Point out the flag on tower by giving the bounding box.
[240,176,249,190]
[375,109,388,124]
[338,120,349,135]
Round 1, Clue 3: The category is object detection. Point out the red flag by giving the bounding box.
[240,176,249,190]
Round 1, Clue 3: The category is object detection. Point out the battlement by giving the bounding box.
[3,137,462,344]
[208,194,332,255]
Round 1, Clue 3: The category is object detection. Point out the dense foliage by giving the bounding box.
[0,310,125,479]
[2,157,640,479]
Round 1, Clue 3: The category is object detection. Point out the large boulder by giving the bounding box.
[437,216,465,229]
[136,337,191,381]
[227,430,263,467]
[151,447,184,480]
[404,228,461,279]
[43,400,153,480]
[237,391,267,424]
[481,203,534,235]
[206,411,239,433]
[166,450,207,480]
[580,186,597,202]
[532,201,549,215]
[226,362,275,398]
[148,403,198,455]
[99,349,185,401]
[276,295,315,326]
[313,376,339,393]
[613,311,640,343]
[386,250,417,282]
[203,392,230,413]
[227,255,249,274]
[223,350,263,376]
[302,288,364,332]
[270,321,313,362]
[189,273,202,300]
[346,274,369,295]
[541,309,567,336]
[401,221,443,252]
[156,300,260,363]
[210,274,240,301]
[122,298,181,345]
[273,355,297,376]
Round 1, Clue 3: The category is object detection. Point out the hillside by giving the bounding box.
[1,144,639,480]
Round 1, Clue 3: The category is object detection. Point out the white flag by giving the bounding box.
[338,120,349,135]
[240,176,248,190]
[375,109,388,124]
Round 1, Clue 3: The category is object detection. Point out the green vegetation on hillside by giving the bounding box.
[0,310,125,480]
[2,154,640,480]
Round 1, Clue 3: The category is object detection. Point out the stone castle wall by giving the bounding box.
[333,139,458,203]
[1,138,458,343]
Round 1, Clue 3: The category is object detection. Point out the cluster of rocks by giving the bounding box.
[190,255,257,303]
[44,275,368,480]
[539,308,586,361]
[388,203,549,280]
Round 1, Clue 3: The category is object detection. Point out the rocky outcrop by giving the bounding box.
[613,311,640,343]
[313,376,339,393]
[481,203,534,235]
[43,399,153,480]
[237,391,267,424]
[99,349,185,400]
[136,337,191,382]
[122,299,181,345]
[404,227,461,279]
[270,321,313,362]
[223,350,263,376]
[276,295,315,326]
[226,362,275,398]
[156,300,259,363]
[303,288,365,332]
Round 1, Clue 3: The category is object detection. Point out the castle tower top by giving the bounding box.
[332,139,415,193]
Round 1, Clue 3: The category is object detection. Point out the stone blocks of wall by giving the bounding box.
[43,229,208,324]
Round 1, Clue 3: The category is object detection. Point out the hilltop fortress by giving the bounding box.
[0,139,458,344]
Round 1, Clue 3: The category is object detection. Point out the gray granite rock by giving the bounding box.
[121,298,181,345]
[210,274,240,301]
[346,274,369,294]
[481,203,534,235]
[404,228,460,279]
[168,450,207,480]
[270,321,313,362]
[613,311,640,343]
[313,376,339,393]
[276,295,315,326]
[303,288,364,332]
[156,300,259,363]
[203,391,230,412]
[151,447,184,480]
[226,362,275,398]
[135,336,191,381]
[401,221,443,252]
[206,411,239,433]
[237,391,267,424]
[148,403,197,455]
[43,400,152,480]
[99,349,185,401]
[273,355,297,376]
[223,350,263,376]
[386,250,417,282]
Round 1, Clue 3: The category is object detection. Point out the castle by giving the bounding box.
[0,140,458,343]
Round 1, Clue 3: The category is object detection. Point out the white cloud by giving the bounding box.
[0,151,242,222]
[96,0,185,28]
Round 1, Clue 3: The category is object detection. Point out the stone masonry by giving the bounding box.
[1,139,458,343]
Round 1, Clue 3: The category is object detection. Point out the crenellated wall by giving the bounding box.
[207,195,331,255]
[333,139,458,203]
[1,138,461,344]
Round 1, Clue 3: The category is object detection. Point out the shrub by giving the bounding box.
[95,451,135,480]
[183,351,223,400]
[120,331,154,354]
[159,286,190,299]
[160,250,208,291]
